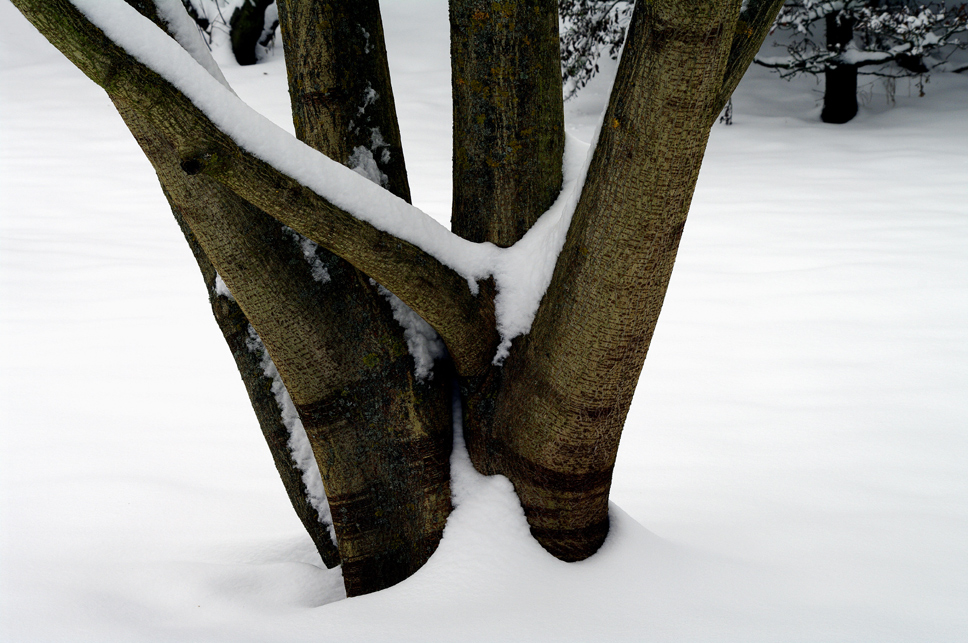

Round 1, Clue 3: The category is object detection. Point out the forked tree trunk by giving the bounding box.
[12,0,785,596]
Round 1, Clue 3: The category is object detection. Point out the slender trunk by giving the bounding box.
[169,204,342,568]
[118,0,340,569]
[447,0,566,494]
[449,0,564,247]
[821,12,858,124]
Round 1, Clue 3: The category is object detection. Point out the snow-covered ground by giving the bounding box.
[2,1,966,640]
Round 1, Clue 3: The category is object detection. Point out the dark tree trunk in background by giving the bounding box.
[230,0,276,65]
[821,12,858,124]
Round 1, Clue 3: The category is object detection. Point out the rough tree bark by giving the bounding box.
[11,0,784,597]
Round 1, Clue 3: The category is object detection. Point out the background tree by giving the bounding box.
[11,0,783,599]
[179,0,280,65]
[558,0,634,98]
[755,0,968,123]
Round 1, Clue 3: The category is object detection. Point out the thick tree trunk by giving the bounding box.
[480,0,741,560]
[821,12,858,124]
[273,0,454,597]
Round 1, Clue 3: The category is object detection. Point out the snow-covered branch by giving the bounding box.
[12,0,505,375]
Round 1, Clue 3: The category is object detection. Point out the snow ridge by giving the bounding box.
[245,327,337,545]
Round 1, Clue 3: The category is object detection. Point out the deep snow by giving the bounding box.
[1,1,966,641]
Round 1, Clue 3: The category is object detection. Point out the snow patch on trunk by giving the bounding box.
[245,327,337,545]
[213,272,235,300]
[375,283,446,380]
[348,145,389,188]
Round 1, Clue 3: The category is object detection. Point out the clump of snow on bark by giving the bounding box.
[245,327,336,543]
[281,227,331,284]
[371,128,391,164]
[299,236,331,283]
[358,84,378,114]
[348,145,389,188]
[213,272,235,300]
[375,283,446,380]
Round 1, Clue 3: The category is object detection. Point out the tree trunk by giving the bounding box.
[269,0,456,597]
[230,0,276,66]
[480,0,742,560]
[449,0,564,247]
[119,0,341,570]
[12,0,787,595]
[821,12,858,124]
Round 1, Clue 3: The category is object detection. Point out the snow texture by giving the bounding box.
[376,283,447,380]
[213,272,235,300]
[2,0,967,641]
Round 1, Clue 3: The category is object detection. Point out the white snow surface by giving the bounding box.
[2,0,967,641]
[375,283,447,380]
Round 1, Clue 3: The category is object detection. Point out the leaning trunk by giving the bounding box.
[272,0,454,597]
[479,0,741,560]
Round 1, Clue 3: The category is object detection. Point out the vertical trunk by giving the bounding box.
[447,0,566,488]
[449,0,564,247]
[821,64,858,124]
[487,0,740,560]
[230,0,276,66]
[821,12,858,124]
[275,0,453,596]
